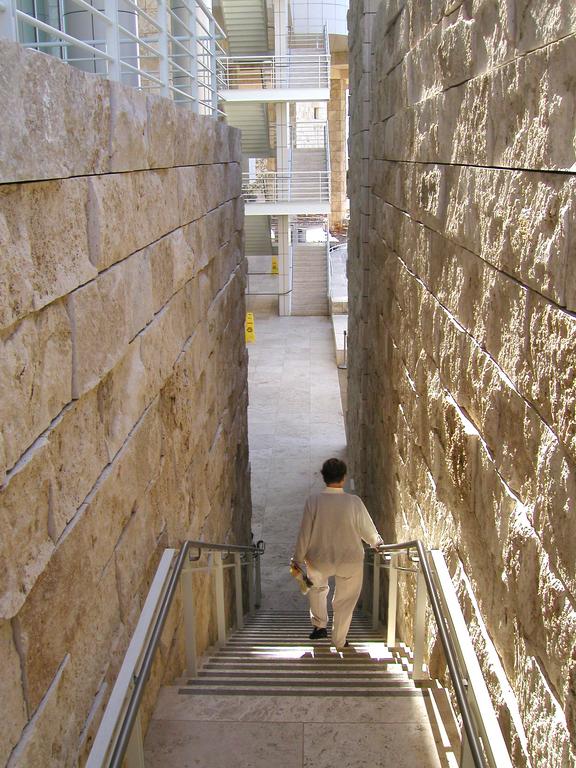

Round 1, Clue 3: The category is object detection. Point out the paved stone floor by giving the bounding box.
[247,315,347,609]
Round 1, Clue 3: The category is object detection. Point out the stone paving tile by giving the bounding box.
[303,722,442,768]
[145,720,303,768]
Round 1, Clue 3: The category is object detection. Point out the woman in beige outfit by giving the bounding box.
[292,458,382,649]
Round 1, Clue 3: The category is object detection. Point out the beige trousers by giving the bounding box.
[307,564,364,648]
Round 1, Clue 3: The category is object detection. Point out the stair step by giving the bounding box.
[177,686,423,697]
[188,677,413,687]
[193,669,404,678]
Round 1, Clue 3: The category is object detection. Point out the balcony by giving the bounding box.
[242,170,330,215]
[219,31,330,103]
[3,0,226,114]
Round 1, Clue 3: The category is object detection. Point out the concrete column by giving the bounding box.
[276,101,290,181]
[328,71,348,231]
[274,0,288,56]
[278,215,292,316]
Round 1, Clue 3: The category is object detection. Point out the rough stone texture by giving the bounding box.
[0,45,249,767]
[0,621,27,766]
[0,41,241,185]
[348,2,576,767]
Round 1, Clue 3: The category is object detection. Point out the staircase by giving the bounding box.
[219,0,269,55]
[144,610,446,766]
[291,243,329,315]
[291,147,327,174]
[225,103,272,157]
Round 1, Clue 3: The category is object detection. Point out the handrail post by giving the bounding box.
[247,552,255,613]
[124,710,145,768]
[181,564,198,677]
[209,15,217,114]
[104,0,121,81]
[387,554,398,647]
[190,0,199,112]
[214,551,226,646]
[460,733,475,768]
[234,552,244,629]
[255,551,262,609]
[157,0,170,98]
[372,552,380,630]
[413,566,427,680]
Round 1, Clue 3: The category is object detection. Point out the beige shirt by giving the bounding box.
[293,488,381,575]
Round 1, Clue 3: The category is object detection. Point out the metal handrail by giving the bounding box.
[89,537,263,768]
[373,540,490,768]
[107,542,191,768]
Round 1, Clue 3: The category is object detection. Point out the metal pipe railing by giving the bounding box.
[219,53,330,91]
[5,0,226,115]
[87,538,264,768]
[368,540,509,768]
[242,171,330,204]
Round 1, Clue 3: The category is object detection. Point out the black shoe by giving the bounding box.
[309,627,328,640]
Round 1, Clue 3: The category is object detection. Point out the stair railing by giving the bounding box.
[366,540,513,768]
[86,538,264,768]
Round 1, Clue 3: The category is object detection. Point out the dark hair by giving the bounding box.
[321,458,347,485]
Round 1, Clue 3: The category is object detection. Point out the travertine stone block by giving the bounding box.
[47,390,110,536]
[68,250,154,397]
[375,204,576,469]
[0,301,72,477]
[0,440,53,619]
[0,179,97,330]
[109,82,148,173]
[373,161,575,309]
[0,42,111,184]
[0,620,27,765]
[87,170,180,271]
[0,34,249,764]
[146,95,178,169]
[373,35,576,171]
[113,496,158,621]
[11,563,121,767]
[17,405,162,711]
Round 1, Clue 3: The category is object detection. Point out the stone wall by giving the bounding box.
[348,3,576,766]
[0,42,251,766]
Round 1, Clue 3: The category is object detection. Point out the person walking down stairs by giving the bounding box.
[292,458,383,650]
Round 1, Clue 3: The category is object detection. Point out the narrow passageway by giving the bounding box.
[145,315,446,767]
[247,316,347,608]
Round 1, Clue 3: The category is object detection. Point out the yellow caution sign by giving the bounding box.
[245,312,256,343]
[271,256,279,275]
